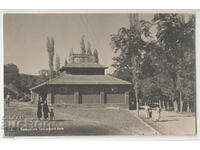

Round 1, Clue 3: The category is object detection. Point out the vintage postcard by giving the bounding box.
[3,11,196,136]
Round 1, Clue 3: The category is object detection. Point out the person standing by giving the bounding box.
[155,107,161,121]
[50,108,54,121]
[149,107,152,118]
[43,100,49,120]
[37,99,42,120]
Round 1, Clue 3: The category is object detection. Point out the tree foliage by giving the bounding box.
[55,54,61,74]
[93,48,99,63]
[47,36,55,78]
[87,41,92,55]
[4,64,20,85]
[153,14,195,111]
[111,14,152,115]
[80,35,86,54]
[111,13,195,112]
[4,64,49,95]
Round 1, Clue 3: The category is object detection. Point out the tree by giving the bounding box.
[4,64,47,95]
[87,41,92,55]
[80,35,86,54]
[111,55,132,82]
[111,14,152,116]
[55,54,61,75]
[153,14,195,112]
[47,36,55,79]
[4,64,20,84]
[93,48,99,63]
[4,64,21,93]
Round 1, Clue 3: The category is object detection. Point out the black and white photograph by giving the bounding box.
[3,12,196,136]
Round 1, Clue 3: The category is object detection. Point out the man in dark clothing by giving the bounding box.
[43,100,49,120]
[37,99,42,120]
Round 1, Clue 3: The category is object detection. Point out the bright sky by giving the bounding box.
[4,13,154,75]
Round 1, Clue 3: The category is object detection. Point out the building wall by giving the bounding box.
[106,93,125,104]
[46,85,130,106]
[69,53,96,64]
[80,93,100,104]
[65,68,105,75]
[54,94,74,104]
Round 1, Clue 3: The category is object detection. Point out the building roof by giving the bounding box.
[60,63,108,70]
[30,74,131,90]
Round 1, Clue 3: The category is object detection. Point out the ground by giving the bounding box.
[4,101,196,136]
[138,109,196,136]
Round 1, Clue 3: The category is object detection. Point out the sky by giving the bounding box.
[4,13,154,75]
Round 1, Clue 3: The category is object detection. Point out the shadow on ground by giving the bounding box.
[155,119,178,122]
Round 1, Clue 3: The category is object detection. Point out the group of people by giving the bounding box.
[37,99,54,121]
[144,104,161,121]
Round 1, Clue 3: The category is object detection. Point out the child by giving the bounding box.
[50,108,54,121]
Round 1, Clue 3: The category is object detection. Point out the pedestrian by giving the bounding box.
[149,107,152,118]
[37,98,42,120]
[155,106,161,121]
[6,93,11,107]
[144,104,149,119]
[50,108,54,121]
[43,100,49,120]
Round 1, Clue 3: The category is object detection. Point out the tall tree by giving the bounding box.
[93,48,99,63]
[80,35,86,54]
[153,14,195,112]
[47,36,55,79]
[55,54,61,74]
[111,14,152,116]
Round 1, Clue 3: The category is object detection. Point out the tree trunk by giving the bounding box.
[180,91,183,112]
[135,88,139,116]
[173,99,178,112]
[166,100,170,110]
[162,100,166,110]
[159,99,162,108]
[187,102,190,112]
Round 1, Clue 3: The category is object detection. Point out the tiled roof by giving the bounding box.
[30,74,131,90]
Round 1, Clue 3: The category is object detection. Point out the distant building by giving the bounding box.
[30,52,132,107]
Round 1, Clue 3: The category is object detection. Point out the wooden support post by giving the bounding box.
[74,92,80,104]
[47,92,51,105]
[100,91,105,104]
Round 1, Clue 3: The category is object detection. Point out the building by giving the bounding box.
[30,52,132,107]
